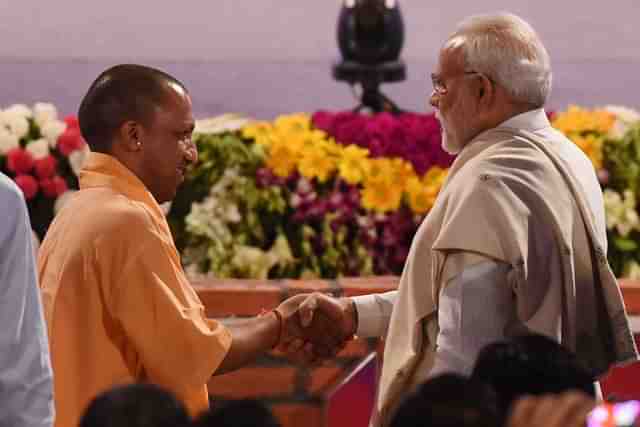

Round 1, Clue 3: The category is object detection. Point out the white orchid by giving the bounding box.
[0,127,20,155]
[41,120,66,147]
[25,138,50,160]
[33,102,58,128]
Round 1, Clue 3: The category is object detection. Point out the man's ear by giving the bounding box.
[476,74,495,107]
[118,121,143,152]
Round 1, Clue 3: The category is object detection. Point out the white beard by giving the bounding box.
[436,112,463,155]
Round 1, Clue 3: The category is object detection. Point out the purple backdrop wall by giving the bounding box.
[1,1,639,118]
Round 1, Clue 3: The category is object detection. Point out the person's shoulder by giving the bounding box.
[0,172,26,208]
[61,188,158,242]
[0,173,29,225]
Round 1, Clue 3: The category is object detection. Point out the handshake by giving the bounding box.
[271,293,358,364]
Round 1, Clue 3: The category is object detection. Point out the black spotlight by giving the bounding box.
[333,0,406,113]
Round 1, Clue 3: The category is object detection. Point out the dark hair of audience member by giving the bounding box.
[79,383,191,427]
[390,373,502,427]
[471,333,596,415]
[193,399,281,427]
[78,63,187,153]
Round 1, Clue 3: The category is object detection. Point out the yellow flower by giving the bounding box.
[552,105,615,135]
[423,166,448,186]
[266,142,298,177]
[274,113,311,134]
[570,134,604,169]
[297,145,337,182]
[338,145,370,185]
[242,121,275,146]
[361,176,403,213]
[390,158,416,191]
[406,176,438,214]
[364,158,395,183]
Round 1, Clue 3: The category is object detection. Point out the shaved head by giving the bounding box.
[78,64,187,153]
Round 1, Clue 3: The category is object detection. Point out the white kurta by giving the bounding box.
[0,173,54,427]
[353,109,608,376]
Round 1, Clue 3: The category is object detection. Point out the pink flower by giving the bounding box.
[7,148,35,175]
[40,176,68,198]
[311,111,334,133]
[34,155,58,179]
[14,174,39,199]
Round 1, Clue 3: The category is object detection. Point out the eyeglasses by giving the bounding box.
[430,70,490,96]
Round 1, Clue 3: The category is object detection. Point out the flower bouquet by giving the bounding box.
[168,112,453,279]
[552,105,640,278]
[0,103,88,238]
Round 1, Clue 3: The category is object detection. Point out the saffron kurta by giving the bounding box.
[39,153,232,427]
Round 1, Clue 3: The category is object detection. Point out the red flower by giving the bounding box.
[64,115,80,129]
[57,128,85,156]
[40,176,68,198]
[34,155,58,179]
[7,148,35,175]
[14,175,39,200]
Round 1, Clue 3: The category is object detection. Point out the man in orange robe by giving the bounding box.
[38,64,330,427]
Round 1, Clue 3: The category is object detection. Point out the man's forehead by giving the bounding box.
[436,38,466,73]
[165,80,188,98]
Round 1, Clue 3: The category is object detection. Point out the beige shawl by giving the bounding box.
[375,127,639,425]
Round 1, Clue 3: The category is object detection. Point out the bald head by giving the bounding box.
[78,64,188,153]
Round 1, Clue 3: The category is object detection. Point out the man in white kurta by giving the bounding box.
[297,12,638,426]
[0,172,55,427]
[352,107,608,377]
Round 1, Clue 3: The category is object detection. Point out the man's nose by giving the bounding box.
[185,144,198,164]
[429,91,440,109]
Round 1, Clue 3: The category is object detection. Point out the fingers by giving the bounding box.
[507,392,596,427]
[298,294,319,327]
[544,392,595,427]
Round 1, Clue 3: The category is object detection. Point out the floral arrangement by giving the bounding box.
[168,112,452,279]
[551,105,640,279]
[0,103,88,238]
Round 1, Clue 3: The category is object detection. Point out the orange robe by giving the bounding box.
[38,152,232,427]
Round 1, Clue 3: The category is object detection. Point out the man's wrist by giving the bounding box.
[260,309,283,349]
[341,297,358,337]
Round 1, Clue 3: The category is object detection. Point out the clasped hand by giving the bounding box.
[272,293,357,364]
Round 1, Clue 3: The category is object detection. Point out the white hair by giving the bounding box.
[445,12,552,107]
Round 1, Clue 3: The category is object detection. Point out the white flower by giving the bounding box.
[3,104,33,119]
[604,105,640,123]
[270,234,294,265]
[604,105,640,139]
[0,127,20,155]
[33,103,58,128]
[25,138,50,160]
[41,120,66,147]
[68,144,90,176]
[604,189,640,237]
[1,111,30,139]
[223,203,241,223]
[194,114,251,135]
[232,245,278,280]
[54,190,77,215]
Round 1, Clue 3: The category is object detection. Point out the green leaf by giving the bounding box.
[613,236,639,252]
